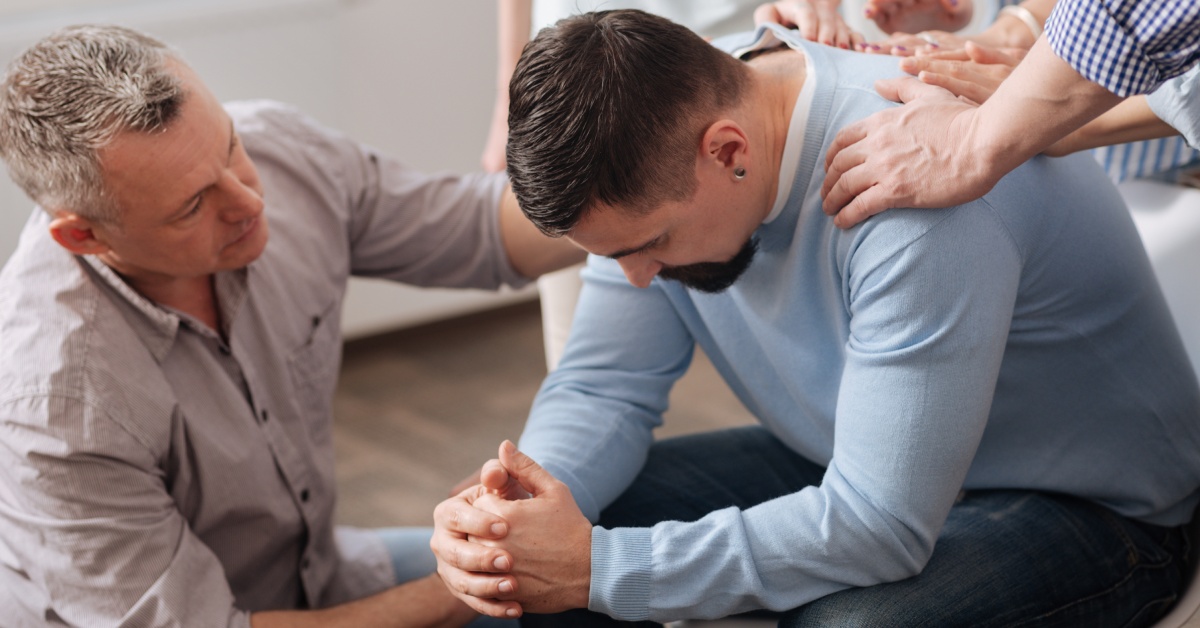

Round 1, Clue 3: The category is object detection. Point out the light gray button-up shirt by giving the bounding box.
[0,100,525,627]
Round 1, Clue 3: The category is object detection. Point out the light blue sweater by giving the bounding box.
[1148,64,1200,150]
[517,28,1200,623]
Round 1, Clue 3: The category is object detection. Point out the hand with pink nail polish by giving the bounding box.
[898,42,1027,105]
[869,29,971,56]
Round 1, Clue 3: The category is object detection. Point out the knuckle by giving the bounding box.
[477,549,496,571]
[836,175,854,198]
[449,541,465,567]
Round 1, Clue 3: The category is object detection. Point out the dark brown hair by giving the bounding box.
[506,9,750,236]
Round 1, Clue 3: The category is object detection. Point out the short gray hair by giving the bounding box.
[0,24,185,222]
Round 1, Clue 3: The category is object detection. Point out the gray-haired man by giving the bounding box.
[0,24,578,627]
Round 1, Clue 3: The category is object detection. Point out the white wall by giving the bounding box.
[335,0,537,338]
[0,0,533,339]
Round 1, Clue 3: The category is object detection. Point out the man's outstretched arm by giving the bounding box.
[252,574,477,628]
[498,184,587,279]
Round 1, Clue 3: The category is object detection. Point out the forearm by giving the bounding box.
[251,574,475,628]
[499,184,586,278]
[497,0,531,88]
[1047,96,1177,156]
[519,258,692,520]
[492,0,531,123]
[972,37,1124,175]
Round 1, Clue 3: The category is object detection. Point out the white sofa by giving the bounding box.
[1125,179,1200,628]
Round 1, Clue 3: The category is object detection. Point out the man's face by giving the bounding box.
[89,63,267,285]
[568,186,762,293]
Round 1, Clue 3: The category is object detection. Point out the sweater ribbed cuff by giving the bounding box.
[588,526,653,621]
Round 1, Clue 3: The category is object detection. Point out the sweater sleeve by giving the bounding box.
[518,254,696,522]
[1147,65,1200,149]
[586,205,1024,622]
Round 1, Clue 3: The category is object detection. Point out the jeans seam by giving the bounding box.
[1096,504,1175,570]
[1099,507,1142,569]
[1008,544,1181,626]
[1121,593,1179,628]
[1006,504,1180,627]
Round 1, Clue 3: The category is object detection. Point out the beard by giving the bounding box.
[657,236,759,294]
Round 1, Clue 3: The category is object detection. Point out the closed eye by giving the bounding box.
[607,234,665,260]
[178,196,203,220]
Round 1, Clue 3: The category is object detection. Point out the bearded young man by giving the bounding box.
[431,10,1200,627]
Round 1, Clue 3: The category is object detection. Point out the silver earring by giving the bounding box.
[734,166,746,180]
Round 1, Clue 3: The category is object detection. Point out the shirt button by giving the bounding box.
[300,489,310,502]
[302,557,311,570]
[260,409,269,423]
[219,345,231,356]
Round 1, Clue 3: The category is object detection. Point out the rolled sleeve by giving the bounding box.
[0,396,248,627]
[347,161,527,291]
[1045,0,1200,96]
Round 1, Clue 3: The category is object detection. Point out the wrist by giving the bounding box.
[964,106,1023,190]
[976,14,1037,49]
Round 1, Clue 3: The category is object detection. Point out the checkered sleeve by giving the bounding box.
[1045,0,1200,97]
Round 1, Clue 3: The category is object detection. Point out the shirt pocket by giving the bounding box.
[287,298,341,446]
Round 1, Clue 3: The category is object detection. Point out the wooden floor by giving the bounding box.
[332,299,755,528]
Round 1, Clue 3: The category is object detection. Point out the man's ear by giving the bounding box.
[48,212,111,256]
[700,120,749,174]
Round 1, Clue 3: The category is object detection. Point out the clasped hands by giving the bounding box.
[431,441,593,619]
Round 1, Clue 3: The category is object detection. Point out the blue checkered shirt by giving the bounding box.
[1033,0,1200,180]
[1044,0,1200,97]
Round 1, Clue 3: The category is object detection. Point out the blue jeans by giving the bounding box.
[522,426,1189,627]
[374,527,518,628]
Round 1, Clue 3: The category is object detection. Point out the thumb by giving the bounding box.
[875,76,954,104]
[480,458,514,494]
[753,3,783,26]
[497,440,559,497]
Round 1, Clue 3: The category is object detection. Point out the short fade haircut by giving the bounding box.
[506,10,750,237]
[0,24,184,223]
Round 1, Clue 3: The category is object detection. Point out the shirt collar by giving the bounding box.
[83,255,180,360]
[82,255,250,361]
[765,51,817,224]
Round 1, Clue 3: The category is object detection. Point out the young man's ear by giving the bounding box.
[48,212,111,256]
[701,120,750,175]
